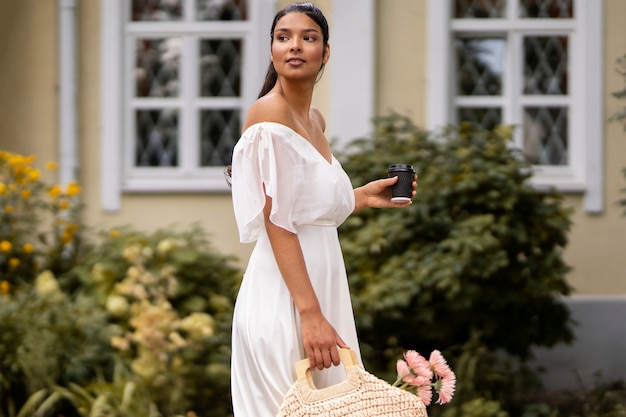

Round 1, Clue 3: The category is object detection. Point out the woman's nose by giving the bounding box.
[289,39,301,51]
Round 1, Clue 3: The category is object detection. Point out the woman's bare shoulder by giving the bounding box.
[242,93,295,132]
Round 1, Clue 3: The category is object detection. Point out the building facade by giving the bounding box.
[1,0,625,387]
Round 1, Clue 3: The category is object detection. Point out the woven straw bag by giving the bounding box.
[277,348,428,417]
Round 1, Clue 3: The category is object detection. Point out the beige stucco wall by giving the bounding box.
[376,0,428,124]
[0,0,58,183]
[564,0,626,293]
[0,0,624,292]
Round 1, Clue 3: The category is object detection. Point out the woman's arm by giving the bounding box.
[353,175,418,212]
[263,195,349,370]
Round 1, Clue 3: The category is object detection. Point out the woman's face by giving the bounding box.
[270,12,329,81]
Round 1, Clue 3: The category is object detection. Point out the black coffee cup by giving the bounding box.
[387,164,415,202]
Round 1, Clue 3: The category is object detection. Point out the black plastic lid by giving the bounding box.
[387,164,414,172]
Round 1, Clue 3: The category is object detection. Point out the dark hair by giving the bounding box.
[257,2,330,98]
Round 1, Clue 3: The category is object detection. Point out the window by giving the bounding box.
[427,0,604,212]
[101,0,273,211]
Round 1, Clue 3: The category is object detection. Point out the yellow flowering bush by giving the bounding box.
[0,150,83,287]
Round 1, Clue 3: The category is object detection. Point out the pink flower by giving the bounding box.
[436,372,456,405]
[392,349,456,407]
[429,349,451,378]
[404,350,433,380]
[416,384,433,406]
[396,359,416,384]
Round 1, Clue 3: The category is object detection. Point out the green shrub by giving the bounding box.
[0,276,113,417]
[4,225,242,417]
[76,225,241,417]
[2,225,241,417]
[0,152,241,417]
[337,114,574,415]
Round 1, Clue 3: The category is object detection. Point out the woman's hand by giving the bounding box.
[300,309,349,370]
[353,174,418,212]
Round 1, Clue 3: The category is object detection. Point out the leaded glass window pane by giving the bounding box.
[196,0,247,21]
[523,107,568,165]
[199,110,241,166]
[456,38,504,96]
[523,36,568,95]
[454,0,506,18]
[458,107,502,131]
[519,0,573,18]
[135,38,180,97]
[132,0,183,21]
[199,39,242,97]
[135,109,179,167]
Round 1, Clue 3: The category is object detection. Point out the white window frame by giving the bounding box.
[426,0,604,213]
[100,0,275,212]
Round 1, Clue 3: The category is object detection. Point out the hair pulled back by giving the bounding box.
[257,2,330,98]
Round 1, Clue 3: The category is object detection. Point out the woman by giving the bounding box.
[229,3,416,415]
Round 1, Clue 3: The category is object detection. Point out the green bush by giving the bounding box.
[337,114,575,415]
[77,225,241,417]
[0,152,241,417]
[0,275,113,417]
[1,225,241,417]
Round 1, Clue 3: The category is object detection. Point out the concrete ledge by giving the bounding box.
[532,295,626,390]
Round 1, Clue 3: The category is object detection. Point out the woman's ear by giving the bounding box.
[322,43,330,65]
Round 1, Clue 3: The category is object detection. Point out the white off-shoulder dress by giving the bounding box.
[230,122,362,416]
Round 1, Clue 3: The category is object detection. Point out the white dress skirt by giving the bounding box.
[230,122,362,417]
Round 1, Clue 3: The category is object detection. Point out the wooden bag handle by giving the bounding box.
[295,348,359,379]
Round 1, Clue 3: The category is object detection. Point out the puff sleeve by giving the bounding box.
[231,123,305,243]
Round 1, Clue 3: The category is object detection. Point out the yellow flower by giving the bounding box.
[110,335,130,351]
[58,200,70,210]
[4,205,14,214]
[66,182,81,196]
[27,169,40,181]
[60,224,79,245]
[0,183,6,195]
[180,312,216,340]
[0,280,9,295]
[109,229,121,238]
[106,295,129,317]
[122,244,142,263]
[49,184,61,198]
[0,241,12,253]
[22,243,34,253]
[35,270,63,299]
[46,161,57,170]
[8,155,24,166]
[61,231,73,245]
[8,258,20,268]
[157,238,178,255]
[20,189,31,199]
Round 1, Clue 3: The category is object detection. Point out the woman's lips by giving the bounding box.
[286,57,305,66]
